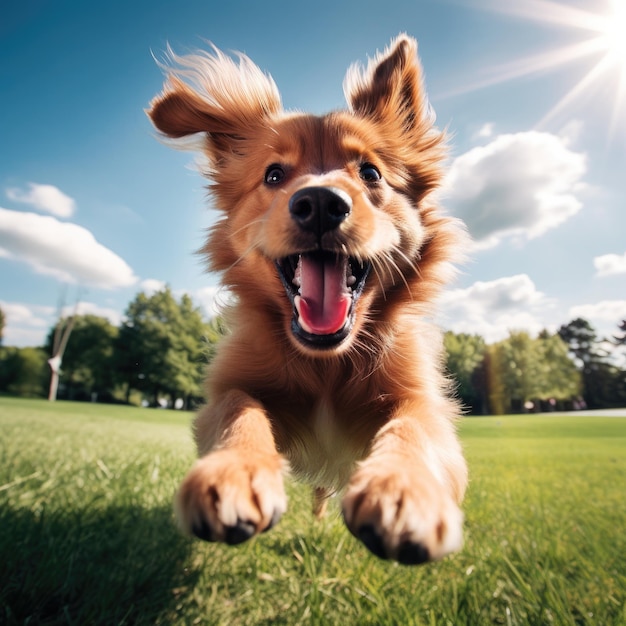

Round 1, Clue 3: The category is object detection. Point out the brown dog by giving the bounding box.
[148,34,467,564]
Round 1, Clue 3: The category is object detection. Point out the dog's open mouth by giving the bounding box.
[276,251,371,349]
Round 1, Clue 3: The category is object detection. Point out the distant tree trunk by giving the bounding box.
[47,356,61,402]
[47,315,75,402]
[152,387,160,407]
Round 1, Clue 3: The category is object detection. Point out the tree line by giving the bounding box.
[0,288,224,409]
[0,290,624,413]
[444,318,626,414]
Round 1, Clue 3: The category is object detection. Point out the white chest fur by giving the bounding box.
[287,397,361,492]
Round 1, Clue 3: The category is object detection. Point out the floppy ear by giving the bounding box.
[147,47,282,157]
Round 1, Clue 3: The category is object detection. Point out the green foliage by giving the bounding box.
[1,398,625,625]
[45,314,118,400]
[483,331,581,414]
[444,318,625,414]
[1,288,223,407]
[450,330,582,415]
[485,343,507,416]
[558,318,600,366]
[537,331,582,400]
[444,332,487,414]
[205,315,229,362]
[0,306,5,345]
[115,287,212,407]
[498,331,544,408]
[0,346,48,397]
[559,318,626,409]
[2,287,622,414]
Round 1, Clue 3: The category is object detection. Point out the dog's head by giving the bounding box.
[148,35,460,356]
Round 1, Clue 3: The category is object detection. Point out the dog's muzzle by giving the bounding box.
[276,186,370,350]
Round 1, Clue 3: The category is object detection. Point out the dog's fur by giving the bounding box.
[148,35,467,564]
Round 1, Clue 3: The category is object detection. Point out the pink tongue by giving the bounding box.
[298,255,350,335]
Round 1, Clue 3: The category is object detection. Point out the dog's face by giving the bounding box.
[149,37,452,355]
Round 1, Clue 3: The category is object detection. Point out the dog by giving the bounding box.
[148,34,467,565]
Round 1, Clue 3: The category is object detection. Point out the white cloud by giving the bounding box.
[440,274,554,343]
[0,299,125,347]
[134,281,229,319]
[126,280,228,319]
[569,300,626,325]
[473,122,494,139]
[568,300,626,343]
[6,183,76,218]
[62,302,124,327]
[191,285,233,318]
[140,278,167,295]
[558,119,584,146]
[594,251,626,277]
[0,208,138,289]
[443,131,586,249]
[0,301,55,347]
[1,301,52,329]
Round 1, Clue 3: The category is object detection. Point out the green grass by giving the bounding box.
[1,397,625,625]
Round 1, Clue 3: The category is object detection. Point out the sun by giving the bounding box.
[602,0,626,67]
[442,0,626,138]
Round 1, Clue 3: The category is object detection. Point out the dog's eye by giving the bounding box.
[359,163,382,183]
[265,164,286,185]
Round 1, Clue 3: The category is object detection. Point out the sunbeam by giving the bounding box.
[443,0,626,137]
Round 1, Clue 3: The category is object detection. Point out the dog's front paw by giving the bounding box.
[175,449,287,545]
[342,464,463,564]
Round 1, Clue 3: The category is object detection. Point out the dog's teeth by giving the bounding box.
[347,275,356,287]
[292,277,301,287]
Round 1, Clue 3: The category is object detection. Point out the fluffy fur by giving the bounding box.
[148,34,467,564]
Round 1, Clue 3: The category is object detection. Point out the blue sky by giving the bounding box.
[1,0,625,347]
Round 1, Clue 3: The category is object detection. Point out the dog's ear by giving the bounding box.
[344,35,445,197]
[148,47,282,157]
[344,35,428,129]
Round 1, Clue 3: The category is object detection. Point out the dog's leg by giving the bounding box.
[312,487,332,519]
[175,390,287,545]
[341,412,467,564]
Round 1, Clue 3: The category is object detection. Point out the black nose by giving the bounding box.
[289,186,352,236]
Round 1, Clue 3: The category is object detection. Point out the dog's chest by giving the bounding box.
[289,397,361,490]
[312,398,342,456]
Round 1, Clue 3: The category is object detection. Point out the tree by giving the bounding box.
[558,318,625,408]
[484,330,581,414]
[536,331,581,407]
[0,347,48,397]
[444,332,486,414]
[45,315,118,401]
[612,320,626,389]
[484,343,507,415]
[47,313,76,402]
[558,318,603,368]
[0,306,5,345]
[496,331,544,412]
[114,287,211,408]
[205,315,229,362]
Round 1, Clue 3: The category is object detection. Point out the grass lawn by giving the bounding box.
[1,396,625,625]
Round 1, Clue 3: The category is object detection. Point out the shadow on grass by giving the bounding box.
[1,503,197,625]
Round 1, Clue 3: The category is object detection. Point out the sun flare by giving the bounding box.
[444,0,626,138]
[603,0,626,67]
